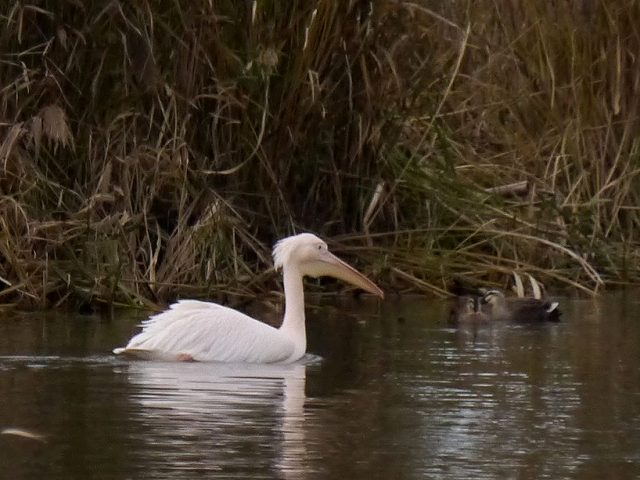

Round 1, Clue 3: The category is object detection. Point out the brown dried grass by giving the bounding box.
[0,1,638,308]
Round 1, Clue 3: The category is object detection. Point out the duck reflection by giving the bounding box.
[124,359,311,478]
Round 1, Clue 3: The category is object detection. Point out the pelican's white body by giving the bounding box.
[113,300,303,363]
[113,233,382,363]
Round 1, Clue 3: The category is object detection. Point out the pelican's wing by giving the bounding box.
[114,300,296,363]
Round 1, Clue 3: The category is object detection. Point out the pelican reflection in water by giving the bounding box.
[124,360,311,478]
[114,233,383,363]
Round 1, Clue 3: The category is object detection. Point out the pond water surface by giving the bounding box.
[1,293,639,479]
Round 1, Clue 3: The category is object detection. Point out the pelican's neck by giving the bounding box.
[278,265,307,356]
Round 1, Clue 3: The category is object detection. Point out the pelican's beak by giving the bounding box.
[308,251,384,299]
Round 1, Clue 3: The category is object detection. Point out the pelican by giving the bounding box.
[113,233,384,363]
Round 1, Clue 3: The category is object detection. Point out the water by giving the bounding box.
[1,293,639,479]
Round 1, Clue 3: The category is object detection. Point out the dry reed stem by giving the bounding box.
[0,1,638,308]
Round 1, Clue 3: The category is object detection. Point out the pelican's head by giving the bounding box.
[273,233,384,298]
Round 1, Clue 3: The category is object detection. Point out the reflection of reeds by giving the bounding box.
[0,2,637,307]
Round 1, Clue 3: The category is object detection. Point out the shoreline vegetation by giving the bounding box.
[1,1,639,309]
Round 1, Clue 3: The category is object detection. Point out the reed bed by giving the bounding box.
[0,0,638,308]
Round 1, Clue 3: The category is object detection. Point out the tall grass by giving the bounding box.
[0,1,638,308]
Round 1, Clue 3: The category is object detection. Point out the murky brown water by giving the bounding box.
[1,292,639,479]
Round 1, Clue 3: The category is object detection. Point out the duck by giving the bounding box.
[449,295,489,324]
[481,289,561,322]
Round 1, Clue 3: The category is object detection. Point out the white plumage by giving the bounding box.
[113,233,383,363]
[114,300,296,362]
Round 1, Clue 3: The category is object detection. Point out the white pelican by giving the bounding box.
[113,233,383,363]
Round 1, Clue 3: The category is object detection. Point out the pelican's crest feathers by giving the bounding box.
[273,233,322,270]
